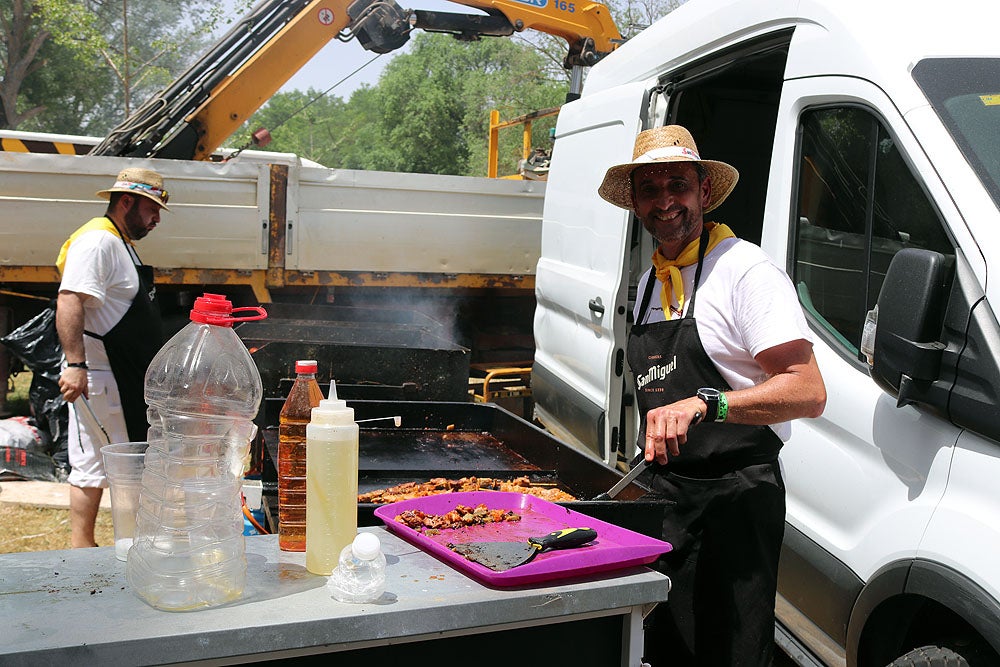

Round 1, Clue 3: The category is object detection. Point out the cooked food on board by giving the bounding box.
[394,503,522,532]
[358,476,576,504]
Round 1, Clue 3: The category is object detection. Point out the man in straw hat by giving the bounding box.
[56,167,169,548]
[598,125,826,666]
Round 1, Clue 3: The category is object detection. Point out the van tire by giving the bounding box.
[887,646,969,667]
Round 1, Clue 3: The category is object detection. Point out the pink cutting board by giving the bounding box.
[374,491,672,587]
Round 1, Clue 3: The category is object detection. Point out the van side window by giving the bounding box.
[793,106,953,358]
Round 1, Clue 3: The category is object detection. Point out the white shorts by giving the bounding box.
[67,369,130,488]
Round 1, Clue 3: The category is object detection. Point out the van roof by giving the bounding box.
[584,0,999,111]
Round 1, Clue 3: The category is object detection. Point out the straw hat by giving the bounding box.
[598,126,738,213]
[96,167,170,210]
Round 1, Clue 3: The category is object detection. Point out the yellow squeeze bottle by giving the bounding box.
[305,381,360,576]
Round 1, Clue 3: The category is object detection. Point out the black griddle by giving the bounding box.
[257,399,671,539]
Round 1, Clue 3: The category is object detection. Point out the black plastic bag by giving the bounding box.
[1,304,63,383]
[1,303,69,475]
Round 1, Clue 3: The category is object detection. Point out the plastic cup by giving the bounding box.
[102,442,148,561]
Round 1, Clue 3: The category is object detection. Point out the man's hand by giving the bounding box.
[59,366,89,403]
[644,397,705,464]
[56,290,91,404]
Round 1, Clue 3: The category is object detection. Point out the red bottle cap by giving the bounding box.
[295,360,318,374]
[189,293,268,327]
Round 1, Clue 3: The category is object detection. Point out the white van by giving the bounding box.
[531,0,1000,664]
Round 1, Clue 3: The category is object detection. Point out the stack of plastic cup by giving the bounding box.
[101,442,149,561]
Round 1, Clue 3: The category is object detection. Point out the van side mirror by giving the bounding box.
[868,248,949,406]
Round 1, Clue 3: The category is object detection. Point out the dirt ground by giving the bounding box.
[0,502,114,554]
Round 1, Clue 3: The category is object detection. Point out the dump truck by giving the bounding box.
[0,0,622,371]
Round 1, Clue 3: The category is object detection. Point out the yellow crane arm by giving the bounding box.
[91,0,621,161]
[192,2,352,161]
[447,0,620,56]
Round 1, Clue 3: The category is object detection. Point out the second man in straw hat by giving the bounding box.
[55,167,170,550]
[598,125,826,666]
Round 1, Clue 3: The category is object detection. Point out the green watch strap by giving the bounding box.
[717,392,728,423]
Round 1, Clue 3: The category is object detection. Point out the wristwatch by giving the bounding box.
[697,387,728,423]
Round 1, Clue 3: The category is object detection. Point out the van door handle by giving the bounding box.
[589,298,605,316]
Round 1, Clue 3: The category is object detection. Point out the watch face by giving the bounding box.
[698,388,719,422]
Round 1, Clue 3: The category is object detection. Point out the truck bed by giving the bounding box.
[0,150,545,295]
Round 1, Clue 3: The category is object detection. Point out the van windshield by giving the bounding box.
[912,58,1000,211]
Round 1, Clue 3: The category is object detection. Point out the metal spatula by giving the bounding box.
[592,457,650,501]
[448,527,598,572]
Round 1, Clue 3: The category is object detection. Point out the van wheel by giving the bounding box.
[887,645,969,667]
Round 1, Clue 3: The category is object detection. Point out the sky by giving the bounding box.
[218,0,478,99]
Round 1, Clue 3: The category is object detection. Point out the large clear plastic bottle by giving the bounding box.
[328,532,387,603]
[127,293,266,611]
[305,381,359,575]
[278,360,323,552]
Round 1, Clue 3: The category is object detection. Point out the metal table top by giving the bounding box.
[2,528,669,665]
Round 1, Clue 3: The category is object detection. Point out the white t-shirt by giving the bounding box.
[59,228,140,371]
[633,237,812,441]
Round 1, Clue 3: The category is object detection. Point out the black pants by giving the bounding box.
[643,461,785,667]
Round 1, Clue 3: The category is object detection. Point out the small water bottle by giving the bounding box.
[328,532,387,603]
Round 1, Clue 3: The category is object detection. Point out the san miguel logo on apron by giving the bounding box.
[636,355,678,391]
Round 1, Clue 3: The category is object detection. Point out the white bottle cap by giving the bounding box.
[353,532,381,560]
[311,379,353,424]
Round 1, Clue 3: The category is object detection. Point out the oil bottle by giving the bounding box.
[278,360,323,552]
[305,380,359,575]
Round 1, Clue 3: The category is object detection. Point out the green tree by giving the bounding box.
[235,88,350,167]
[332,84,393,170]
[242,33,565,176]
[2,0,247,134]
[356,33,565,176]
[0,0,55,128]
[9,0,114,134]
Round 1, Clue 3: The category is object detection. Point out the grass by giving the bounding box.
[4,369,32,416]
[0,503,114,554]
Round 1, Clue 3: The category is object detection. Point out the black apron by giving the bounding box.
[628,229,785,667]
[84,225,163,442]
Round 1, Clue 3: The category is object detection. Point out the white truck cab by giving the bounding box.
[532,0,1000,664]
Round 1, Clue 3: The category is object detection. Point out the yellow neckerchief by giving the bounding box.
[55,216,131,275]
[650,222,736,319]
